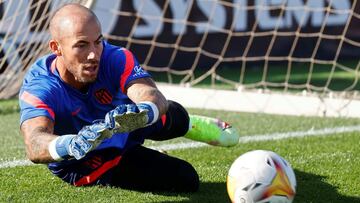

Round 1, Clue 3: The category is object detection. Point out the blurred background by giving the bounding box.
[1,0,360,117]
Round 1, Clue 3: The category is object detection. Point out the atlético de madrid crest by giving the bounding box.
[94,88,113,104]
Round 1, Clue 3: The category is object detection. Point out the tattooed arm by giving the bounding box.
[125,77,168,116]
[20,116,57,163]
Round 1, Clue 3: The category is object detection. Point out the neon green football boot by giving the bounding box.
[185,115,239,147]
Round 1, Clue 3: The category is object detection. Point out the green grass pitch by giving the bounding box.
[0,99,360,202]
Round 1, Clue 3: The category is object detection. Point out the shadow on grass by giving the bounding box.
[294,169,360,203]
[152,181,230,203]
[153,169,360,203]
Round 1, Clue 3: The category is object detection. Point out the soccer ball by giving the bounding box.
[227,150,296,203]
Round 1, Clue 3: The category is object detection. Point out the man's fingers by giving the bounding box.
[112,111,148,133]
[126,104,139,114]
[69,136,92,160]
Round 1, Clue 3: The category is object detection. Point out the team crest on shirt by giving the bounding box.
[94,88,113,104]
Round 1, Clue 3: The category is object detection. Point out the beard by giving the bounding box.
[75,74,97,83]
[69,66,98,84]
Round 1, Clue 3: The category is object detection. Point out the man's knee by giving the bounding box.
[166,100,190,136]
[175,159,199,192]
[149,100,189,141]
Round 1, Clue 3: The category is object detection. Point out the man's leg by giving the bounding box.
[111,145,199,192]
[47,148,123,187]
[47,146,198,191]
[146,100,190,141]
[108,101,197,192]
[144,100,240,147]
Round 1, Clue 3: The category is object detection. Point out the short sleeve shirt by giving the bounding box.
[19,41,151,151]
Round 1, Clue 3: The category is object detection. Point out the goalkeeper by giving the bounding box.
[19,3,239,191]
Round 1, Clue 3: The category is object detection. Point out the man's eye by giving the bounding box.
[76,44,86,48]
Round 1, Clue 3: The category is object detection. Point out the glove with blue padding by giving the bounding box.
[48,120,112,160]
[105,102,159,134]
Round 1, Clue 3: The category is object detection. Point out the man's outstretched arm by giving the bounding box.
[125,77,168,116]
[21,116,57,163]
[21,116,113,163]
[104,77,169,133]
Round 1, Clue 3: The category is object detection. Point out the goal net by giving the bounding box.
[1,0,360,117]
[0,0,93,98]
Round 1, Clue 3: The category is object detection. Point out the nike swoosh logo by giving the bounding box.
[71,107,82,116]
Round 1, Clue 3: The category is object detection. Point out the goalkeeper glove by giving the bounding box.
[105,102,159,133]
[48,120,112,160]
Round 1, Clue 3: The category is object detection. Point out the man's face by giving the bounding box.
[58,19,103,84]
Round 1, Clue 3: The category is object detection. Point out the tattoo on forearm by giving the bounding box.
[127,78,169,114]
[21,120,55,163]
[30,126,53,158]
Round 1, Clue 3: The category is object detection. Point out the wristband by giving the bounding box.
[48,135,75,161]
[138,101,159,125]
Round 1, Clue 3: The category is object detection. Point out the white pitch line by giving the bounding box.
[0,159,33,168]
[238,125,360,143]
[1,125,360,169]
[149,125,360,151]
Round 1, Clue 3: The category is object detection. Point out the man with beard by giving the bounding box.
[19,3,239,192]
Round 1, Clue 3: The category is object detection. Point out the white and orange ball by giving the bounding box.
[227,150,296,203]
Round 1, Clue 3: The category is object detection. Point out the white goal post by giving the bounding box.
[1,0,360,117]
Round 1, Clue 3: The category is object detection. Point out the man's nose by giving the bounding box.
[88,52,95,60]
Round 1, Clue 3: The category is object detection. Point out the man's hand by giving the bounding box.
[69,121,112,159]
[105,102,159,134]
[49,120,112,160]
[105,104,148,133]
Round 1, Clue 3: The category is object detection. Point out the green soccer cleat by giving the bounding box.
[185,115,239,147]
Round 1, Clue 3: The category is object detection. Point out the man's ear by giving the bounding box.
[49,39,62,56]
